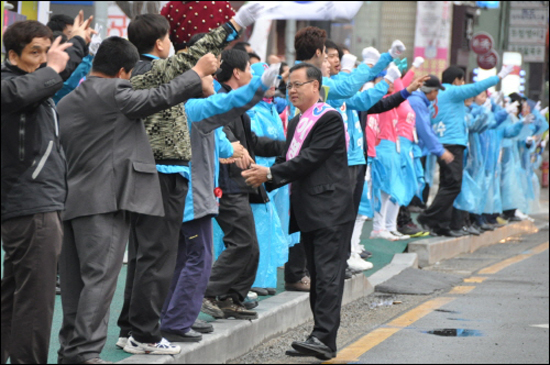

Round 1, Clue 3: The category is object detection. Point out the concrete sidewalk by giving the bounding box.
[118,214,546,364]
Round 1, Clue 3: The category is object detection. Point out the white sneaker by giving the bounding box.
[347,254,373,271]
[515,210,535,222]
[247,291,258,301]
[123,336,181,355]
[390,231,410,240]
[116,337,128,349]
[370,230,398,241]
[123,250,128,264]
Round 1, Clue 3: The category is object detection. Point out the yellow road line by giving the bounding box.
[325,297,455,364]
[479,254,532,274]
[529,242,549,254]
[464,277,488,283]
[449,286,476,295]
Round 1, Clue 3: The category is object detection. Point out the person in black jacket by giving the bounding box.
[1,21,72,364]
[243,63,354,360]
[201,49,285,320]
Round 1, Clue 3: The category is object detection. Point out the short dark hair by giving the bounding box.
[217,49,250,83]
[442,66,465,84]
[52,30,68,44]
[248,52,261,62]
[128,13,170,55]
[233,41,251,52]
[47,14,73,32]
[92,36,140,76]
[289,63,322,91]
[3,20,53,56]
[295,26,326,61]
[325,39,343,60]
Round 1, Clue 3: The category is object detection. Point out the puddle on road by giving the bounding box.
[422,328,483,337]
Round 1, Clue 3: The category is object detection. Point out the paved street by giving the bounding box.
[232,219,549,364]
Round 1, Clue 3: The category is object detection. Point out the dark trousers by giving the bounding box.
[58,211,130,364]
[303,222,353,352]
[161,216,213,334]
[117,173,188,343]
[410,156,429,208]
[350,164,367,218]
[206,193,259,302]
[1,212,62,364]
[419,145,465,231]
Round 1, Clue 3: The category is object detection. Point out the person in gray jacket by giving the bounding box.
[1,20,73,365]
[56,37,218,364]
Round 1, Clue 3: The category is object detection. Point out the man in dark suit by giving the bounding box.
[56,37,218,364]
[243,63,354,360]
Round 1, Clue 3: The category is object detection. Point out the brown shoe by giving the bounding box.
[218,298,258,320]
[81,358,113,364]
[201,297,225,319]
[285,276,311,292]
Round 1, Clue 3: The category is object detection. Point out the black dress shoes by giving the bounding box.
[291,336,336,360]
[161,329,202,343]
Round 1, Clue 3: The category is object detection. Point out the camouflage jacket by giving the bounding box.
[130,23,236,164]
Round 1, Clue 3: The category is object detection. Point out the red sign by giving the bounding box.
[471,32,494,55]
[477,49,499,70]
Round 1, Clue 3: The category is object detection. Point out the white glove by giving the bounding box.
[534,101,541,112]
[261,63,281,88]
[88,24,103,56]
[233,2,264,28]
[540,106,549,115]
[483,98,492,112]
[523,113,534,124]
[384,64,402,83]
[388,40,406,59]
[362,47,380,65]
[498,64,514,79]
[340,54,357,72]
[505,101,519,115]
[412,56,424,68]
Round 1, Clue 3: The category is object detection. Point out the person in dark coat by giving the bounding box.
[243,63,354,360]
[1,20,72,365]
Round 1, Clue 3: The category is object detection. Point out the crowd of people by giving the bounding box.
[1,1,549,364]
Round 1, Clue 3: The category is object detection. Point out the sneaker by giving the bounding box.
[515,210,535,222]
[217,298,258,320]
[344,267,354,279]
[116,337,128,349]
[123,336,181,355]
[398,222,423,237]
[496,216,509,225]
[390,231,410,241]
[247,291,258,300]
[347,254,373,271]
[370,230,398,241]
[359,250,373,259]
[191,319,213,334]
[201,297,225,319]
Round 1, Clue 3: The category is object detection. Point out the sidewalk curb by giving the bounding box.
[368,253,419,287]
[408,220,541,268]
[118,273,372,364]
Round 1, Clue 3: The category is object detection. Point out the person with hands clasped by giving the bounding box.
[243,63,354,361]
[1,20,72,365]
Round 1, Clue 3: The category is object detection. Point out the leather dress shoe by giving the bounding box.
[477,223,494,231]
[161,329,202,343]
[438,229,464,237]
[191,319,213,334]
[285,276,310,292]
[251,287,269,296]
[243,300,258,310]
[81,358,113,364]
[292,336,336,360]
[463,226,481,236]
[265,288,277,295]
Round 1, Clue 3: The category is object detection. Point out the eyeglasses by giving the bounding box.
[286,80,315,90]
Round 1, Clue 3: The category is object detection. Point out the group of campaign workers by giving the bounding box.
[2,1,549,364]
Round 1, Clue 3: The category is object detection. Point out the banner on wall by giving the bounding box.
[252,1,363,21]
[413,1,453,78]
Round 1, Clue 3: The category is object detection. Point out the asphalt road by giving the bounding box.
[231,219,549,364]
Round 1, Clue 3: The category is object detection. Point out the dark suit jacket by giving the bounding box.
[58,70,202,221]
[217,83,285,202]
[266,108,354,233]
